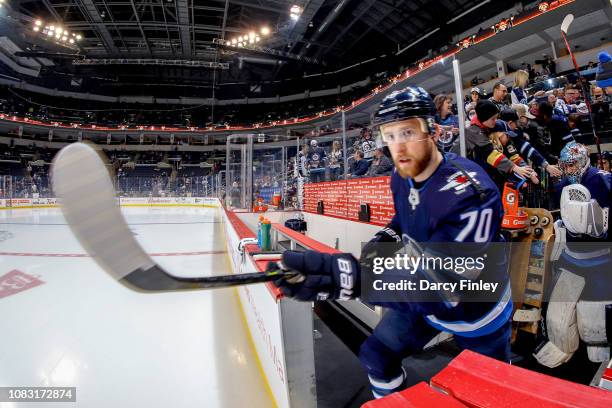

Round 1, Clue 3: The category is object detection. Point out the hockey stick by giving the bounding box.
[51,142,296,293]
[560,14,602,161]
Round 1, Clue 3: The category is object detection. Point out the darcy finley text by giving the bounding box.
[372,279,499,293]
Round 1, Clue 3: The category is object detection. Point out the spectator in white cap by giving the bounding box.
[511,69,530,105]
[510,103,537,140]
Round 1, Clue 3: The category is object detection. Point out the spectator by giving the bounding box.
[229,181,241,208]
[350,150,370,177]
[466,100,534,189]
[544,55,556,76]
[433,94,459,128]
[488,120,539,185]
[464,87,480,121]
[361,128,377,161]
[600,151,611,172]
[533,101,575,163]
[591,86,610,130]
[499,109,561,178]
[595,51,612,94]
[527,64,536,82]
[366,148,393,176]
[489,82,510,111]
[567,113,584,143]
[328,140,343,181]
[556,85,588,116]
[307,139,327,183]
[511,70,530,105]
[298,144,309,178]
[511,103,538,141]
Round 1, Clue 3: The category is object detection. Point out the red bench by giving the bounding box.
[362,382,468,408]
[363,350,612,407]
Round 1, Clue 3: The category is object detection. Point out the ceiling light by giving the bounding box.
[33,27,40,32]
[56,28,63,34]
[62,36,67,41]
[35,20,42,26]
[76,35,82,40]
[249,32,255,39]
[47,31,54,37]
[55,32,61,39]
[69,39,74,44]
[249,38,254,44]
[290,5,302,21]
[255,36,260,42]
[260,26,270,36]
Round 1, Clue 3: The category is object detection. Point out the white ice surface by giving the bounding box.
[0,207,274,408]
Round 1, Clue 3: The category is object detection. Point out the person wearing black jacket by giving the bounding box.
[351,150,370,177]
[532,102,575,164]
[466,100,534,189]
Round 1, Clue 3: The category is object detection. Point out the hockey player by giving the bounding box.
[269,87,512,398]
[535,142,611,367]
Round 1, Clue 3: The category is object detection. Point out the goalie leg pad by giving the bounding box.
[533,269,585,367]
[577,300,612,363]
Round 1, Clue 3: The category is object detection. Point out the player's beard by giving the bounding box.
[393,142,433,179]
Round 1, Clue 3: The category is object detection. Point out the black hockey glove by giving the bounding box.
[360,224,404,274]
[268,250,360,301]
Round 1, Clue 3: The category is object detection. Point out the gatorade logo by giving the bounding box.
[337,258,354,300]
[505,191,515,204]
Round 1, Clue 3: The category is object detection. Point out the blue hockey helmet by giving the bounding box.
[559,141,590,184]
[372,86,436,134]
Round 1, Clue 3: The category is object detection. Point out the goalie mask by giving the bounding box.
[559,142,589,184]
[560,184,608,237]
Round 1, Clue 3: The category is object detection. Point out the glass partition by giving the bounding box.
[0,174,220,199]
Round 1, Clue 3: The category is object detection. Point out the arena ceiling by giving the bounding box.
[11,1,532,97]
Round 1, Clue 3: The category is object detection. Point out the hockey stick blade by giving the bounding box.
[52,142,294,292]
[560,14,574,34]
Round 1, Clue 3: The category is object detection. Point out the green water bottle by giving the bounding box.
[261,219,271,251]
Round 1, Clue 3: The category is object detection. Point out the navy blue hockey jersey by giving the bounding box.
[379,153,512,337]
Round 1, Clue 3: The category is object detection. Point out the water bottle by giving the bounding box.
[261,219,272,251]
[257,215,264,248]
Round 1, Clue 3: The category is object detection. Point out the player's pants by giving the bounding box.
[359,307,511,398]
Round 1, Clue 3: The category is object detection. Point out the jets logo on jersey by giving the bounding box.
[439,171,477,195]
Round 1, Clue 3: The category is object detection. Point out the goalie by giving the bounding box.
[535,142,611,367]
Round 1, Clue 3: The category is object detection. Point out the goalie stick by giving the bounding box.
[51,142,296,293]
[560,14,602,161]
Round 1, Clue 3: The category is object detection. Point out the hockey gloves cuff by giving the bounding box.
[269,250,360,301]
